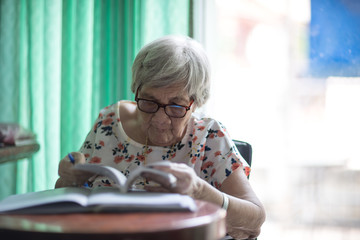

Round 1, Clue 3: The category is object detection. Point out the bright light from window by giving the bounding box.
[204,0,360,239]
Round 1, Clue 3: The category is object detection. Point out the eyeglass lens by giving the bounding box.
[137,99,187,117]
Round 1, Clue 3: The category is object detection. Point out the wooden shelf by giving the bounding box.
[0,143,40,164]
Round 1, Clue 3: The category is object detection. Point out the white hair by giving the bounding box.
[131,35,211,107]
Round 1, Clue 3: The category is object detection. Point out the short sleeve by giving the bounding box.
[79,104,120,165]
[190,118,250,189]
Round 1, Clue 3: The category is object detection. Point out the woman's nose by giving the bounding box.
[152,107,171,123]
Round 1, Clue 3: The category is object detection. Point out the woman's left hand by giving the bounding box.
[142,163,204,199]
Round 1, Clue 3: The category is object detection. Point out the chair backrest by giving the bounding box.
[233,140,252,167]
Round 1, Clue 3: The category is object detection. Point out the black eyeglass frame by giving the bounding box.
[135,87,194,118]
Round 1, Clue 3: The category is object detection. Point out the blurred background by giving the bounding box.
[1,0,359,239]
[205,0,360,239]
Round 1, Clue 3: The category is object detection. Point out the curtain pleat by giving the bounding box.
[28,0,46,191]
[141,0,190,43]
[43,0,63,190]
[0,0,18,198]
[60,0,94,159]
[0,0,190,200]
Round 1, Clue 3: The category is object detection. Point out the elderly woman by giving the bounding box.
[55,35,265,239]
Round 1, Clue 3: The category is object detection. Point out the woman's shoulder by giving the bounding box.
[188,114,229,140]
[191,113,224,130]
[97,101,136,119]
[119,100,137,122]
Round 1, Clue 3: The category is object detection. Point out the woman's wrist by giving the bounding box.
[191,178,225,209]
[221,192,229,210]
[192,177,206,199]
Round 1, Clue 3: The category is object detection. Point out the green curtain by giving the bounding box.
[0,0,190,200]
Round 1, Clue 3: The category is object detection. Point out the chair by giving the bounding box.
[233,140,252,168]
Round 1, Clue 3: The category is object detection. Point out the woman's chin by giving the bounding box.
[148,135,174,147]
[150,139,172,147]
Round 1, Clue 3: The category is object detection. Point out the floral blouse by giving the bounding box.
[80,101,250,190]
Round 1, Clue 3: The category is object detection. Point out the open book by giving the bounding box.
[0,162,197,214]
[0,187,197,214]
[73,161,177,193]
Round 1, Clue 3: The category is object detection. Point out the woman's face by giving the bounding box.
[136,85,195,146]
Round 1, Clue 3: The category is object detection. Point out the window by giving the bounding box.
[196,0,360,239]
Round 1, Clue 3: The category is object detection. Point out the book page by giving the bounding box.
[87,187,197,212]
[0,187,91,213]
[0,187,197,213]
[74,164,128,191]
[74,162,176,193]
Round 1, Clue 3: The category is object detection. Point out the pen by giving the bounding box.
[68,153,75,164]
[68,152,92,188]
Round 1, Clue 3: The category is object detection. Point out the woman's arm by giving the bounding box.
[221,168,265,238]
[144,163,265,239]
[193,167,265,239]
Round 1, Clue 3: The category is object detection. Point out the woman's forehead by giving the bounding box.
[140,85,190,102]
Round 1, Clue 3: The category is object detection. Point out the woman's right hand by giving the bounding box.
[55,152,94,188]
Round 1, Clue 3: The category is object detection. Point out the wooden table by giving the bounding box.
[0,200,226,240]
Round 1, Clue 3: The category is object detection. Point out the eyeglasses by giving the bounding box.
[135,88,194,118]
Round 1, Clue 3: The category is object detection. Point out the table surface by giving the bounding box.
[0,200,226,240]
